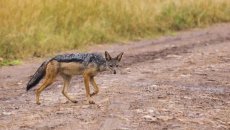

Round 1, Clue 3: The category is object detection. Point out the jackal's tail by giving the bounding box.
[26,60,49,91]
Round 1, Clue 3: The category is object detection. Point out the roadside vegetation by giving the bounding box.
[0,0,229,64]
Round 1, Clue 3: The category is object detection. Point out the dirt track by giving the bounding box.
[0,24,230,130]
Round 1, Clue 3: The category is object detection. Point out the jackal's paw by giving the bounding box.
[36,102,41,105]
[71,100,78,103]
[88,100,95,104]
[90,92,96,97]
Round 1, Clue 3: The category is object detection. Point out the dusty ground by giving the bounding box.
[0,24,230,130]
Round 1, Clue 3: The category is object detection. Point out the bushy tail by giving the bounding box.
[26,60,49,91]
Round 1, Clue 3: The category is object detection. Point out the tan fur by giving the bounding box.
[35,61,99,105]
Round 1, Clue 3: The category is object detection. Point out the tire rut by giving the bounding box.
[123,35,230,66]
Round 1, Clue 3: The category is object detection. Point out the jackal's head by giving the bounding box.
[105,51,124,74]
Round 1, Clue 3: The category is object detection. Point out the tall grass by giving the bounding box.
[0,0,229,60]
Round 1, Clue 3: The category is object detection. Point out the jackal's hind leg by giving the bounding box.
[61,75,77,103]
[36,79,54,105]
[36,61,58,105]
[90,76,99,97]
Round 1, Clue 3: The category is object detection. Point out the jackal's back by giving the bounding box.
[52,53,106,66]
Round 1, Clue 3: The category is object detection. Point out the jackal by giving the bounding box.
[26,51,124,105]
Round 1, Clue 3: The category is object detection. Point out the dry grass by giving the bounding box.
[0,0,229,60]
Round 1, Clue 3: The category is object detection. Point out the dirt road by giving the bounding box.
[0,24,230,130]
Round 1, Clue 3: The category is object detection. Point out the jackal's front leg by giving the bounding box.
[83,74,95,104]
[61,75,78,103]
[90,76,99,97]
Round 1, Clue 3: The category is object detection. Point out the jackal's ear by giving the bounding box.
[105,51,112,61]
[116,52,124,61]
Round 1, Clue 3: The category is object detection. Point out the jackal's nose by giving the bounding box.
[113,70,116,74]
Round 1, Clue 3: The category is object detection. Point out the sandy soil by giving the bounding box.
[0,23,230,130]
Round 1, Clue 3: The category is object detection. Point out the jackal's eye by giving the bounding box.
[109,65,113,67]
[116,65,118,67]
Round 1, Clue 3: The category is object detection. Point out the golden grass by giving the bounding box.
[0,0,229,60]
